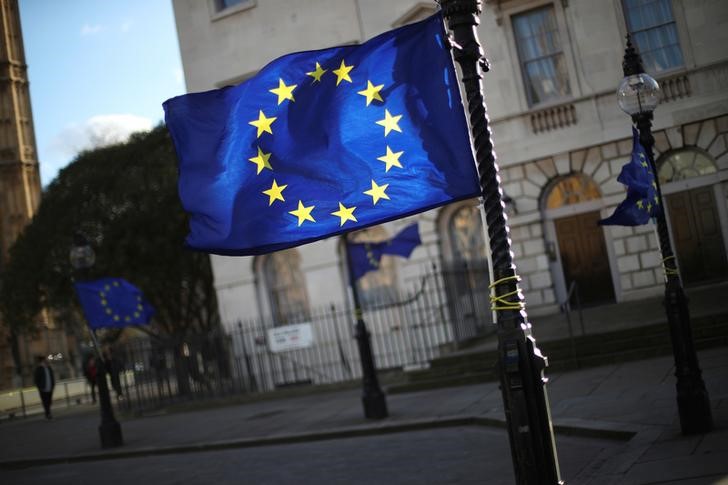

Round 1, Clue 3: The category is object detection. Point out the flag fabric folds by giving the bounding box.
[163,13,479,256]
[74,278,155,330]
[347,223,421,280]
[598,127,661,226]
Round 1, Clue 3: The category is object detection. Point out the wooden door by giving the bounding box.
[667,186,728,285]
[555,211,615,305]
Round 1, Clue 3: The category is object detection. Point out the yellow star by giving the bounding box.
[654,195,659,205]
[376,109,402,136]
[289,200,315,226]
[647,201,653,212]
[357,80,384,106]
[651,181,657,189]
[269,79,296,105]
[331,202,357,226]
[306,62,327,83]
[377,146,404,172]
[248,147,273,174]
[636,200,644,209]
[641,160,649,168]
[332,59,354,86]
[363,180,390,205]
[248,110,277,138]
[262,179,287,206]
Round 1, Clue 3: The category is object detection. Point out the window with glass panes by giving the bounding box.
[262,249,311,325]
[513,5,571,106]
[623,0,683,73]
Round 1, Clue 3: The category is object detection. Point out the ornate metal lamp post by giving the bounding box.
[70,232,124,448]
[440,1,563,482]
[618,37,712,435]
[343,235,388,419]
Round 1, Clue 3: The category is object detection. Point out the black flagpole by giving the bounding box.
[440,1,563,482]
[342,235,388,419]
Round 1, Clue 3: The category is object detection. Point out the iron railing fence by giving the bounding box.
[0,263,495,418]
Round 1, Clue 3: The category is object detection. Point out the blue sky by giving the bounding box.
[19,0,185,186]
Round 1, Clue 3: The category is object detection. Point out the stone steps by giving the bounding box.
[386,313,728,394]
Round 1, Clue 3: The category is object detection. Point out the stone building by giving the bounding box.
[170,0,728,332]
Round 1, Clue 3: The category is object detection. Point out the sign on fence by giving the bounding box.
[267,323,314,353]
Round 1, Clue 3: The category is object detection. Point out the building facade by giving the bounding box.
[171,0,728,331]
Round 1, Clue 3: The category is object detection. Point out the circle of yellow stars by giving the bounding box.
[98,280,145,323]
[635,152,660,213]
[246,58,405,228]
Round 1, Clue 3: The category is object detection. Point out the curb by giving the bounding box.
[0,414,636,470]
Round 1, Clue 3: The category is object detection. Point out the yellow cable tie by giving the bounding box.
[489,275,524,312]
[488,275,521,290]
[661,256,679,276]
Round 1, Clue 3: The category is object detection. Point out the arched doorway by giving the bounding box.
[658,149,728,285]
[545,174,615,305]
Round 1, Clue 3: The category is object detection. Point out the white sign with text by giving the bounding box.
[267,323,314,353]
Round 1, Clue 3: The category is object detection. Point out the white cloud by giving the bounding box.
[80,23,104,36]
[47,114,153,165]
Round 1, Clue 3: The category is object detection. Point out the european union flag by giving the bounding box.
[163,13,479,256]
[74,278,155,330]
[599,127,661,226]
[348,223,421,280]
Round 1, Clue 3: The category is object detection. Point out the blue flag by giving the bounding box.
[163,13,479,256]
[348,223,421,280]
[74,278,155,330]
[599,127,661,226]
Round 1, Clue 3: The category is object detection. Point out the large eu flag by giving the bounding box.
[74,278,155,330]
[164,13,479,256]
[599,127,661,226]
[348,223,421,280]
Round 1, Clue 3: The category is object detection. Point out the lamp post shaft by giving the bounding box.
[440,1,562,483]
[632,113,713,435]
[88,326,124,448]
[344,237,388,419]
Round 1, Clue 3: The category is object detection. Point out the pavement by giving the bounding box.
[0,343,726,484]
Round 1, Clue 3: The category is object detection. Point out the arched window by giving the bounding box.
[448,203,486,263]
[658,149,718,184]
[349,226,398,307]
[439,202,492,338]
[262,249,311,325]
[545,174,601,209]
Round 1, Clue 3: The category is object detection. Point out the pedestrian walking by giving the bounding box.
[33,355,55,419]
[84,355,98,403]
[104,347,124,399]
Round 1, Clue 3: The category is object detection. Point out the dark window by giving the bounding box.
[623,0,683,73]
[217,0,247,11]
[513,5,571,105]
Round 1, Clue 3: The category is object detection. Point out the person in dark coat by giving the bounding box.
[103,347,124,399]
[33,355,55,419]
[84,355,98,403]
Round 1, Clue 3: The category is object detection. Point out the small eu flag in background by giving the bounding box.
[74,278,155,330]
[348,223,421,280]
[163,13,480,256]
[599,127,661,226]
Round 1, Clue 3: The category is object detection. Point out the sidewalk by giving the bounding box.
[0,346,726,484]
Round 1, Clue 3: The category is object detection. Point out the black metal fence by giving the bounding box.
[101,262,494,414]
